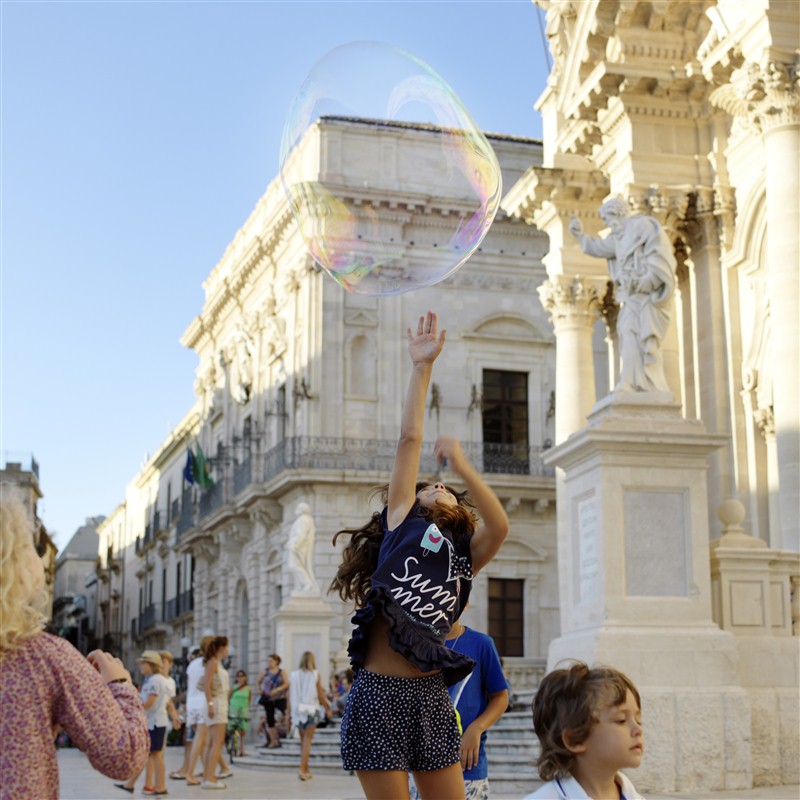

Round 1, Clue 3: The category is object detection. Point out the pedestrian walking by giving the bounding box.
[287,651,331,782]
[114,650,170,795]
[229,669,251,756]
[257,654,288,749]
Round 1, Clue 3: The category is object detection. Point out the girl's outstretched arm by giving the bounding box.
[387,311,446,531]
[434,435,509,573]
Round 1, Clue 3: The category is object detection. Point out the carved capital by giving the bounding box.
[710,58,800,134]
[538,275,601,330]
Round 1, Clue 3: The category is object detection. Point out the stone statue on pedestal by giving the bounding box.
[287,502,319,596]
[569,197,676,393]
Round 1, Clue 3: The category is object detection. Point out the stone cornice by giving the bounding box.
[502,166,609,226]
[543,0,715,156]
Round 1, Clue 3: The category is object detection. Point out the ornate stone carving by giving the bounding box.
[710,58,800,134]
[537,274,601,329]
[232,323,255,405]
[753,406,775,439]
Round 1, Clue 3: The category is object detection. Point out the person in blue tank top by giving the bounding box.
[330,311,509,800]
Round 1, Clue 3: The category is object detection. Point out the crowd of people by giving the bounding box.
[2,312,646,800]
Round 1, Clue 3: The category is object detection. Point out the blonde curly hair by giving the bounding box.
[0,489,47,656]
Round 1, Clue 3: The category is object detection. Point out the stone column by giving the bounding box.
[538,275,601,443]
[500,164,609,442]
[759,68,800,551]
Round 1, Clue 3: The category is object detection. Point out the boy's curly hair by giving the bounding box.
[532,661,640,781]
[329,482,476,608]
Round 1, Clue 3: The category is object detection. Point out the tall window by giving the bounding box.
[488,578,524,657]
[482,370,529,474]
[277,384,287,441]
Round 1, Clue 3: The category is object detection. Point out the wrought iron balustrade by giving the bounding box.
[179,589,194,615]
[232,455,252,495]
[176,490,195,537]
[260,437,553,484]
[199,480,224,519]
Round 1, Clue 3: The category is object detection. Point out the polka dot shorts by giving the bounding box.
[340,669,462,772]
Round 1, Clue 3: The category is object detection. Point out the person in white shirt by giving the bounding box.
[114,650,170,796]
[288,651,331,782]
[159,650,182,741]
[524,662,645,800]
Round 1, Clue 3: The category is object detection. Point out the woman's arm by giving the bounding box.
[55,644,149,781]
[316,673,332,717]
[273,669,289,697]
[434,436,509,572]
[387,311,446,530]
[204,658,217,718]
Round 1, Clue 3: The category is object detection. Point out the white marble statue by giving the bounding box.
[287,502,319,596]
[569,197,676,393]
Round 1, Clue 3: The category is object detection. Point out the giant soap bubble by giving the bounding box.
[279,42,502,295]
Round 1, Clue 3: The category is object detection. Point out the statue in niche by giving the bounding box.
[287,502,319,596]
[569,197,676,393]
[233,324,255,404]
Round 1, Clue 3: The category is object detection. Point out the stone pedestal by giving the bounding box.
[275,595,336,687]
[709,500,800,786]
[543,393,753,793]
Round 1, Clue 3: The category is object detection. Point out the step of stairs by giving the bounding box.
[241,707,542,791]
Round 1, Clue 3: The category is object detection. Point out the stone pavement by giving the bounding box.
[57,748,800,800]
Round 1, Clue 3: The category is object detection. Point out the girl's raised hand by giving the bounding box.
[433,435,468,474]
[407,311,446,366]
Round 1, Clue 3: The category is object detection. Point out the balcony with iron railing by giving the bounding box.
[165,589,194,621]
[181,436,553,527]
[176,490,195,538]
[136,602,164,634]
[261,437,553,483]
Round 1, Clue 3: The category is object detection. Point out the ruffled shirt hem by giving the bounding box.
[347,586,475,687]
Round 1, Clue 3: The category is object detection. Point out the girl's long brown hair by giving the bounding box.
[329,483,477,608]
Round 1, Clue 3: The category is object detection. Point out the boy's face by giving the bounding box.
[580,689,644,771]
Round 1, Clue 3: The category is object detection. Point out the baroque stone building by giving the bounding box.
[500,0,798,791]
[96,120,558,698]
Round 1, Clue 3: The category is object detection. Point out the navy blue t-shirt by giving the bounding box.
[372,503,473,638]
[346,502,476,685]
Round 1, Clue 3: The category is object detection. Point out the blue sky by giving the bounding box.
[2,0,550,550]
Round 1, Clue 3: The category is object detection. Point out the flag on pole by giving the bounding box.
[193,443,214,491]
[183,448,195,485]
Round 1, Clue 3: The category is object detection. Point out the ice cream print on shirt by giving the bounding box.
[421,523,445,553]
[388,526,473,629]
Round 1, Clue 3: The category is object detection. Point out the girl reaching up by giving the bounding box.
[330,311,509,800]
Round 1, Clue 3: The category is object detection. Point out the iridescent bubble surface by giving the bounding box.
[279,42,502,296]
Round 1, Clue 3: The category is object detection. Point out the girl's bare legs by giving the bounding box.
[145,754,155,788]
[358,770,412,800]
[298,724,316,778]
[171,723,194,778]
[203,723,226,783]
[185,723,207,784]
[153,750,166,792]
[412,763,466,800]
